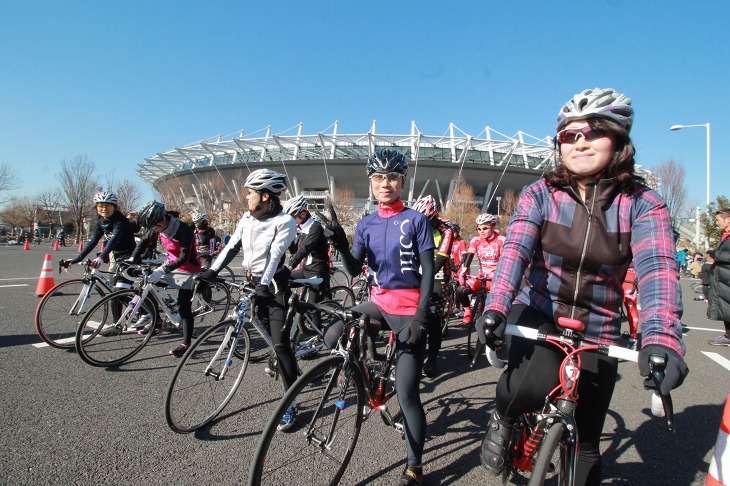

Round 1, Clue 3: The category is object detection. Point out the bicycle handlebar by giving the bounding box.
[505,323,675,432]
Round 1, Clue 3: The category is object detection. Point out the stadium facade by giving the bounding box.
[138,121,560,216]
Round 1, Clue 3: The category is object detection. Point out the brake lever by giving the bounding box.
[649,353,675,432]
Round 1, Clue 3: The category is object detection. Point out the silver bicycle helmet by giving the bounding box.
[476,213,497,226]
[138,201,167,229]
[557,88,634,133]
[366,149,408,176]
[93,191,118,206]
[244,168,288,194]
[412,195,438,218]
[192,213,209,223]
[283,195,309,216]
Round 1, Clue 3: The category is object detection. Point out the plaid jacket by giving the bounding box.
[486,177,685,355]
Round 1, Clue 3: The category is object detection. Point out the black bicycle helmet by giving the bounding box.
[138,201,167,229]
[366,149,408,176]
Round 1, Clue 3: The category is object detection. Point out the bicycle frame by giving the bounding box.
[502,322,673,485]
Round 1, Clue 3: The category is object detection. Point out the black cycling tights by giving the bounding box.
[324,301,426,468]
[495,305,618,486]
[259,288,297,391]
[178,288,194,346]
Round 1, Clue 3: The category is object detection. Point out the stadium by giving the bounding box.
[138,121,559,218]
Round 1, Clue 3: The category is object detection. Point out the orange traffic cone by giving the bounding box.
[23,239,30,250]
[35,254,56,297]
[53,239,59,251]
[707,395,730,485]
[77,239,84,251]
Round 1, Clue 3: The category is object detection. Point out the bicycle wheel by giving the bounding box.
[249,356,365,486]
[325,285,356,309]
[210,268,236,305]
[527,423,566,486]
[191,280,231,332]
[75,289,158,367]
[35,278,107,349]
[165,319,250,433]
[246,309,273,363]
[467,290,486,361]
[349,278,370,305]
[330,267,350,288]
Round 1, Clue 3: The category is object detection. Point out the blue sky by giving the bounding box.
[1,1,728,212]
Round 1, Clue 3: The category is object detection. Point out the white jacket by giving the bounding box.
[212,211,296,286]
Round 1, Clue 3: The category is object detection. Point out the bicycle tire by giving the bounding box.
[210,267,236,305]
[468,293,488,365]
[349,278,370,305]
[165,319,251,433]
[246,307,273,363]
[326,285,356,309]
[35,278,107,349]
[330,267,350,288]
[249,356,365,486]
[527,422,566,486]
[75,289,158,367]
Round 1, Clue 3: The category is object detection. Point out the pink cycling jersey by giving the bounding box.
[467,231,506,280]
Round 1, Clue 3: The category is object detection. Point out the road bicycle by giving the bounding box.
[329,265,350,288]
[490,318,674,485]
[248,302,404,486]
[465,276,488,364]
[164,277,347,433]
[35,260,121,349]
[74,262,231,367]
[349,266,372,306]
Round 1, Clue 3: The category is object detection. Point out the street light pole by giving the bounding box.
[669,122,711,209]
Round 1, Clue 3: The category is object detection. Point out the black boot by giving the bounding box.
[480,410,513,475]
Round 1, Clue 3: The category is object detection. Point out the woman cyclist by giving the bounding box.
[475,88,688,485]
[456,213,505,326]
[192,213,217,269]
[411,194,454,378]
[132,201,201,356]
[322,149,435,486]
[197,169,298,430]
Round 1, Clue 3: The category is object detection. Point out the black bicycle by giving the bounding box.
[248,302,404,486]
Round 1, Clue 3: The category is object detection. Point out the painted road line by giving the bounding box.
[0,277,38,281]
[702,352,730,372]
[683,325,726,333]
[0,284,29,288]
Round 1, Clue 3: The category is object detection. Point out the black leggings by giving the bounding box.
[324,301,426,467]
[495,305,618,486]
[259,280,297,391]
[178,288,194,345]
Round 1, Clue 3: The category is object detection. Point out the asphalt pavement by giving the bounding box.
[1,243,728,485]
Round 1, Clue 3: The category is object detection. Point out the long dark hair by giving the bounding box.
[545,118,645,193]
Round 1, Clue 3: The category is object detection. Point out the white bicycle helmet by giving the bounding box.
[283,195,309,216]
[93,191,118,206]
[557,88,634,133]
[366,149,408,176]
[476,213,497,226]
[192,213,209,223]
[244,168,288,194]
[412,195,438,218]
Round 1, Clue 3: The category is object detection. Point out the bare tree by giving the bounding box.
[17,197,38,231]
[0,162,21,204]
[114,178,143,215]
[443,175,481,240]
[328,186,359,243]
[654,158,687,226]
[57,155,99,243]
[497,189,519,232]
[37,190,65,237]
[0,201,25,235]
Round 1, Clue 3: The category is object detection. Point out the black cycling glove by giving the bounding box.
[475,310,507,349]
[638,344,688,396]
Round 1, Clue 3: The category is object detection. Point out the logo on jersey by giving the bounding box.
[398,218,417,274]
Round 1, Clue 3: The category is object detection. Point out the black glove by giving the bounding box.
[638,344,688,396]
[315,206,349,251]
[197,268,218,281]
[476,310,507,349]
[255,284,273,302]
[406,307,431,349]
[60,259,73,269]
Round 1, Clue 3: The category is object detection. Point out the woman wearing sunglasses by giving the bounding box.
[475,88,688,485]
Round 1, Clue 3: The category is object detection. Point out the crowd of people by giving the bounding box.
[63,87,730,486]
